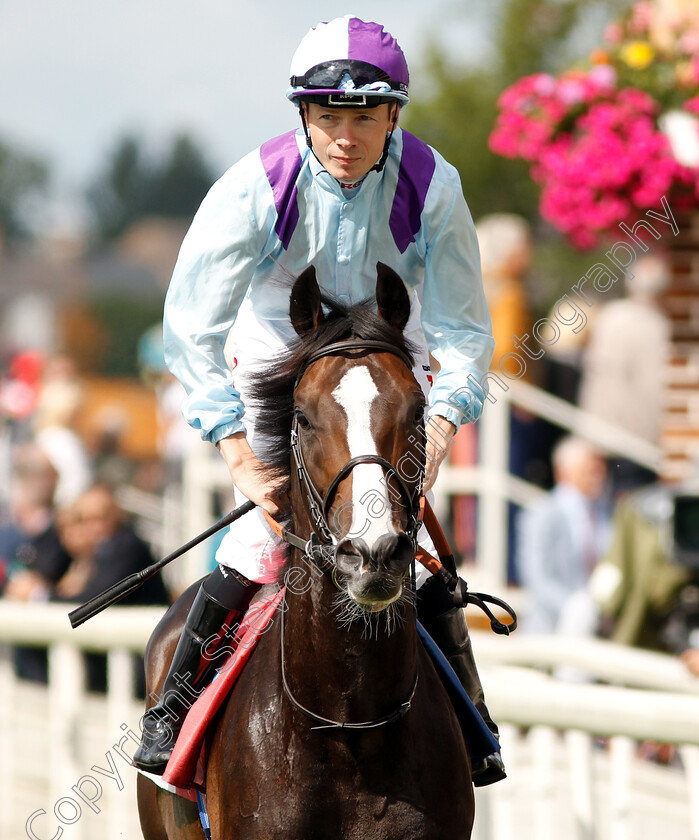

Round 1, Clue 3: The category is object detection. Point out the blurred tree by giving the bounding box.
[0,139,49,243]
[406,0,627,224]
[87,132,215,242]
[495,0,610,84]
[403,0,628,306]
[146,134,214,218]
[86,135,147,242]
[405,52,539,222]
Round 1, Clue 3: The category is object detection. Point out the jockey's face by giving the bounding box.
[304,102,398,183]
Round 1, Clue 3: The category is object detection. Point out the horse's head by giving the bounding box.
[289,262,426,614]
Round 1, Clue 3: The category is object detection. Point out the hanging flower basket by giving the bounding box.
[489,1,699,248]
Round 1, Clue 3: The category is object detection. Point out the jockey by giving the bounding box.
[133,15,504,786]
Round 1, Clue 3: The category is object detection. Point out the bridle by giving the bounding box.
[279,338,424,570]
[278,336,424,732]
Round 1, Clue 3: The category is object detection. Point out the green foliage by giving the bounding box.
[86,136,144,241]
[405,50,540,223]
[495,0,591,84]
[404,0,629,310]
[147,135,215,217]
[87,132,215,242]
[0,139,49,243]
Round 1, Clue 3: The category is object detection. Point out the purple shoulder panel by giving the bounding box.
[260,130,303,250]
[389,131,436,254]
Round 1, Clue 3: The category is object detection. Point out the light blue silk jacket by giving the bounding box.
[163,127,494,443]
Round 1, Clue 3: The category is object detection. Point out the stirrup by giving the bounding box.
[132,574,259,775]
[132,708,179,774]
[472,750,507,787]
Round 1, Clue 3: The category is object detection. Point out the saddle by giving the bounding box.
[140,502,516,796]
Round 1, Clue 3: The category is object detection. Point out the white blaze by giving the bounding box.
[332,366,395,549]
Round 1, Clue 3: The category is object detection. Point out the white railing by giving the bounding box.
[171,380,663,593]
[1,602,698,840]
[471,629,699,840]
[0,601,164,840]
[434,380,663,589]
[471,630,699,695]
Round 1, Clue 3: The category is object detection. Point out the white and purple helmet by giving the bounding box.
[287,15,409,108]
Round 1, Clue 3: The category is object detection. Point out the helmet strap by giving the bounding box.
[369,105,399,174]
[298,102,399,175]
[299,104,313,149]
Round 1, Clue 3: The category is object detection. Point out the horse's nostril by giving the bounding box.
[368,533,413,574]
[335,539,367,574]
[336,533,413,579]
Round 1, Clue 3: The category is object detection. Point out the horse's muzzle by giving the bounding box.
[334,532,414,610]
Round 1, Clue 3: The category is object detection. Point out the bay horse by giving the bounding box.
[137,263,474,839]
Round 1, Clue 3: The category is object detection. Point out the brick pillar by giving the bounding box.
[662,212,699,481]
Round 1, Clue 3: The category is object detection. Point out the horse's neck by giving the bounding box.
[283,553,418,724]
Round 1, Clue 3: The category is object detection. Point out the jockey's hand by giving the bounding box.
[217,433,288,516]
[423,415,456,493]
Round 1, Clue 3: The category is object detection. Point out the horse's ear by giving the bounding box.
[376,262,410,333]
[290,265,324,335]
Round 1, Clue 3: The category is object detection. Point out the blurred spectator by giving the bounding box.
[542,322,586,406]
[0,350,44,426]
[681,649,699,677]
[0,515,18,592]
[591,485,695,661]
[139,323,192,481]
[3,443,71,601]
[516,437,612,635]
[535,305,594,487]
[52,484,170,692]
[53,484,169,607]
[91,405,135,488]
[33,355,92,507]
[468,213,546,580]
[3,442,72,681]
[476,213,533,365]
[578,254,671,495]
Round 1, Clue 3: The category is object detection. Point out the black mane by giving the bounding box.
[247,292,416,494]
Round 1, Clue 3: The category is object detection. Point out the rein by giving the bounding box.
[289,337,423,560]
[266,334,516,732]
[265,502,518,637]
[279,594,419,731]
[274,335,422,732]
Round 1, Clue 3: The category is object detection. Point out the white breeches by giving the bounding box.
[216,295,437,588]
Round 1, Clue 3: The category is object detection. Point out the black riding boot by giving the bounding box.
[132,566,260,775]
[418,576,507,787]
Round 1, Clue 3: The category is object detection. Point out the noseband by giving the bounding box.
[290,338,424,568]
[277,337,424,733]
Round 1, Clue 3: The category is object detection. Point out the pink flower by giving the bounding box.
[628,1,654,35]
[685,95,699,116]
[588,64,617,89]
[604,22,624,45]
[679,30,699,57]
[489,61,699,249]
[532,74,557,96]
[557,78,587,105]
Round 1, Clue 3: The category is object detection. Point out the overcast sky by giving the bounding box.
[0,0,487,232]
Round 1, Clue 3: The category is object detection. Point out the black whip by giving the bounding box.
[68,500,256,628]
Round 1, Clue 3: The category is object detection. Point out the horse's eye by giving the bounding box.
[413,404,425,424]
[295,409,311,429]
